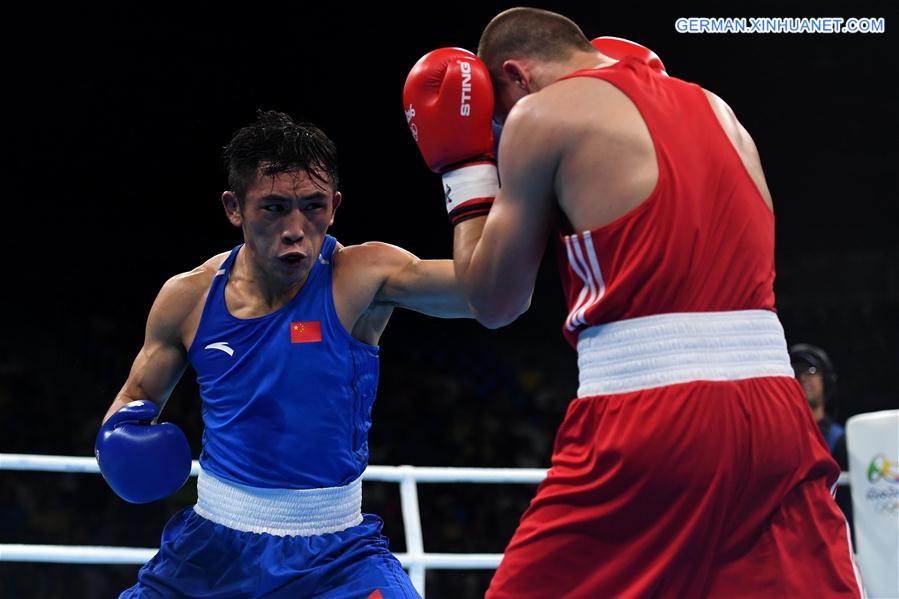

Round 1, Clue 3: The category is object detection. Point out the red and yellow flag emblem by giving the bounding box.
[290,321,322,343]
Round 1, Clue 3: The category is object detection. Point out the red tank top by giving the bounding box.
[555,57,776,347]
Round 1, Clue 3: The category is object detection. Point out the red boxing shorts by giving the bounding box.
[487,312,865,598]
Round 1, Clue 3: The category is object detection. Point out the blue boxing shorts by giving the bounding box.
[120,468,419,598]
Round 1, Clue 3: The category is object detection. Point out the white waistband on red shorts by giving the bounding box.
[193,466,363,537]
[576,310,794,397]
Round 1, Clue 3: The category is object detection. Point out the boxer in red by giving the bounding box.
[403,7,866,598]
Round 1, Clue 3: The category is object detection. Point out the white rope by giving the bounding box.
[0,544,503,568]
[0,544,157,565]
[0,454,549,483]
[0,453,848,485]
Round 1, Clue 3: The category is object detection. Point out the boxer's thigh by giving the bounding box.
[121,506,268,598]
[706,475,863,598]
[268,514,420,599]
[706,377,863,598]
[310,550,419,599]
[488,384,752,598]
[123,511,419,599]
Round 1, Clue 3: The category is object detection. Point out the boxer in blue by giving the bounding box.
[96,110,474,597]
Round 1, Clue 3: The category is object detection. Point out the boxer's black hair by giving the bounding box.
[478,7,594,78]
[223,110,340,204]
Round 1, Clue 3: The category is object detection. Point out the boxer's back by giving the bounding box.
[550,57,777,345]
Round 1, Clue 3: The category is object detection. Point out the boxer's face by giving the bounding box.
[223,167,340,284]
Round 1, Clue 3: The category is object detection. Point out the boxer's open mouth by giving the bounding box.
[280,253,306,264]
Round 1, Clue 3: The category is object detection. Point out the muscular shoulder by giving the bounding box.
[334,242,418,272]
[701,88,773,209]
[502,81,609,158]
[333,242,420,305]
[505,91,562,137]
[150,250,230,336]
[513,77,620,126]
[328,242,420,341]
[161,251,228,303]
[334,241,415,266]
[702,88,737,128]
[702,89,749,150]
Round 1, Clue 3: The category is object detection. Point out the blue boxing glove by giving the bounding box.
[95,400,192,504]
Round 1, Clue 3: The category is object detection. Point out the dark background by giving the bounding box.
[2,2,897,597]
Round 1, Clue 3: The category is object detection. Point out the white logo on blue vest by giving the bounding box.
[205,342,234,356]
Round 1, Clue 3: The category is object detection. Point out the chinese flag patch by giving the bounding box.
[290,321,322,343]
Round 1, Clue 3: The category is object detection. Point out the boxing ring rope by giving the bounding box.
[0,453,851,596]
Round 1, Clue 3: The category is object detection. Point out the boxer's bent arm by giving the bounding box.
[453,99,558,328]
[101,276,193,425]
[366,243,474,318]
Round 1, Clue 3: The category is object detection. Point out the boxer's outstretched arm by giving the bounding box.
[101,275,193,425]
[364,242,474,319]
[453,99,559,328]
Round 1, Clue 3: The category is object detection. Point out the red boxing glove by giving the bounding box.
[591,36,667,75]
[404,47,498,224]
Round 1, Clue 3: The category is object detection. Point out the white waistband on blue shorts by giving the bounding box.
[577,310,794,397]
[193,467,363,537]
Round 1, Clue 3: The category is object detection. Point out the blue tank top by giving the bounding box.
[187,235,380,489]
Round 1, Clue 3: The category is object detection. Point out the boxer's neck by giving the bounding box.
[532,51,616,90]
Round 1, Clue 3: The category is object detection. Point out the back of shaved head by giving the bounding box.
[478,8,594,79]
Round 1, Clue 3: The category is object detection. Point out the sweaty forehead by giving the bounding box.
[249,167,333,198]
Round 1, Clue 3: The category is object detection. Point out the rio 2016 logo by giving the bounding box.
[865,453,899,516]
[867,453,899,484]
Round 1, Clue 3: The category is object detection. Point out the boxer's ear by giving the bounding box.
[329,191,342,226]
[222,191,243,227]
[501,59,530,91]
